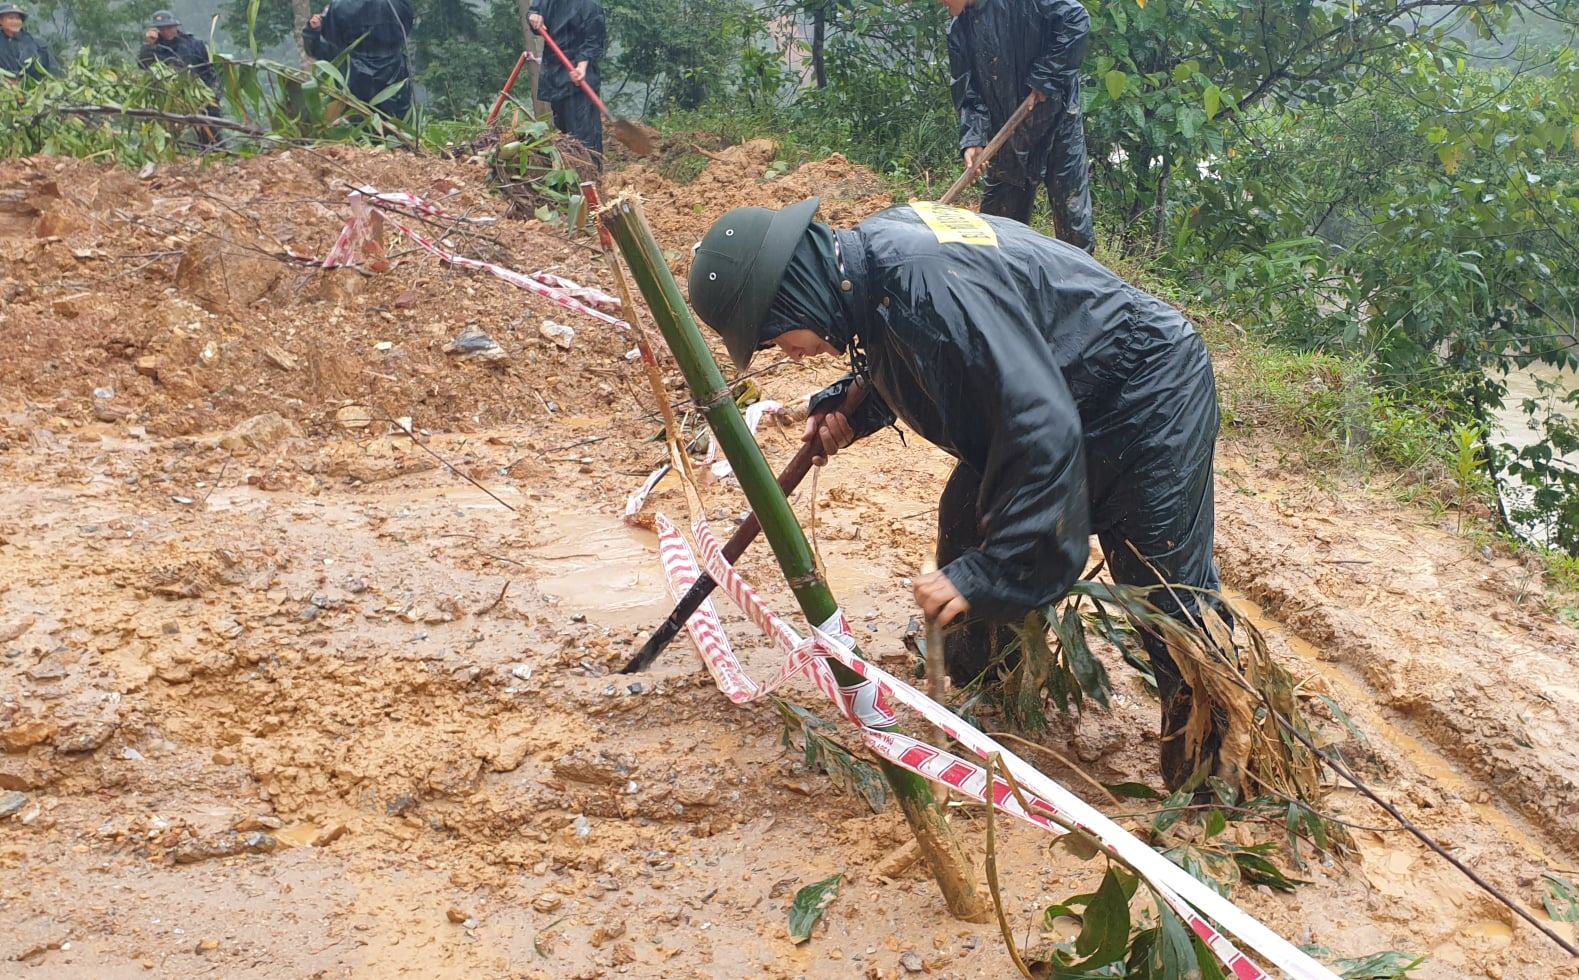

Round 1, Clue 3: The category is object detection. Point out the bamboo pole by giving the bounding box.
[599,194,988,923]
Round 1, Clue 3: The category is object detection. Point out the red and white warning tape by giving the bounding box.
[310,191,632,334]
[653,512,1338,980]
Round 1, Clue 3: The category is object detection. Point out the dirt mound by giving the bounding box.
[0,148,629,441]
[604,138,892,267]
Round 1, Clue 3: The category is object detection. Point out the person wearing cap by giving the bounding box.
[139,11,219,91]
[0,3,61,80]
[303,0,415,120]
[139,11,222,147]
[688,198,1229,791]
[945,0,1095,251]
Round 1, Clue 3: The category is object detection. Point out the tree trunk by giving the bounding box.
[1151,157,1170,247]
[811,5,827,89]
[292,0,314,66]
[515,0,548,115]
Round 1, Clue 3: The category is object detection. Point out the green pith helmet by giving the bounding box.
[688,196,820,372]
[147,9,180,28]
[0,3,28,21]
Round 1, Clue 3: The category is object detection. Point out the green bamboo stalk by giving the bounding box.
[600,195,988,923]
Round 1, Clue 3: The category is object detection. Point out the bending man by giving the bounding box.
[944,0,1094,251]
[689,198,1227,788]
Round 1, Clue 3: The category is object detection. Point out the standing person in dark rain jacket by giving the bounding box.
[528,0,606,161]
[0,3,60,81]
[688,198,1230,790]
[303,0,415,119]
[139,11,219,90]
[945,0,1095,252]
[139,10,223,145]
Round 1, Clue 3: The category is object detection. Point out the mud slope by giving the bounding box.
[2,145,1576,978]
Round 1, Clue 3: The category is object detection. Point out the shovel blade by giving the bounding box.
[610,117,656,156]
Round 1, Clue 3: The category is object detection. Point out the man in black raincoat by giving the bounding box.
[303,0,415,119]
[688,198,1227,789]
[528,0,606,159]
[139,11,219,91]
[139,10,222,145]
[0,3,61,80]
[945,0,1095,252]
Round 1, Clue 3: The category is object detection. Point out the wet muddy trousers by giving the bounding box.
[978,104,1094,253]
[551,93,604,162]
[935,462,1229,791]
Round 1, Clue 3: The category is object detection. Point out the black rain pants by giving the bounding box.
[980,96,1095,253]
[935,332,1229,785]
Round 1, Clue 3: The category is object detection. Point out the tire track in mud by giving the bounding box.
[1215,449,1579,859]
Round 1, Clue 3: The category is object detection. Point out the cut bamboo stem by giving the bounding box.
[599,194,989,924]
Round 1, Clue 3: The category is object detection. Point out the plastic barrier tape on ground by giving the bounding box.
[654,511,1337,980]
[313,191,632,334]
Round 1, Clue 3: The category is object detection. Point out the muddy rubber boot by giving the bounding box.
[1148,634,1222,796]
[943,617,1018,689]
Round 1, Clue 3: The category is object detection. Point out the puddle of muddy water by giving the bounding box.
[531,506,669,632]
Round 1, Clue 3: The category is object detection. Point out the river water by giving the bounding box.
[1486,360,1579,547]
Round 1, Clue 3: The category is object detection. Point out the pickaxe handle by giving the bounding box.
[621,380,869,673]
[939,90,1040,206]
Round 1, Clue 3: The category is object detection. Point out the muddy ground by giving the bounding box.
[1,141,1576,978]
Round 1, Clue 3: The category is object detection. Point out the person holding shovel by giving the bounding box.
[303,0,415,119]
[528,0,606,161]
[944,0,1095,251]
[688,197,1227,790]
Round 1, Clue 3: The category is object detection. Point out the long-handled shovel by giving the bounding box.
[485,51,531,128]
[538,25,655,156]
[619,96,1037,674]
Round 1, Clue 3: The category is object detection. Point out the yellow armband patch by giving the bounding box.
[908,201,998,247]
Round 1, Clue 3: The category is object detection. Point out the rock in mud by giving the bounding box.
[446,907,469,924]
[0,790,28,818]
[336,405,374,429]
[552,749,634,786]
[899,951,925,973]
[484,736,532,773]
[171,830,279,865]
[1,718,57,752]
[539,320,575,350]
[532,893,564,913]
[174,227,283,313]
[220,412,300,452]
[55,720,117,754]
[444,326,509,364]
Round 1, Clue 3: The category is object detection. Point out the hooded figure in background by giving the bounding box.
[528,0,607,160]
[688,198,1229,790]
[303,0,416,119]
[945,0,1095,251]
[0,3,61,80]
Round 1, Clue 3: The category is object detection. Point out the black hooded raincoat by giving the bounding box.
[529,0,607,155]
[948,0,1094,250]
[303,0,415,118]
[800,204,1223,682]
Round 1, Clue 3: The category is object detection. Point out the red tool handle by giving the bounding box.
[537,25,611,120]
[486,51,530,128]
